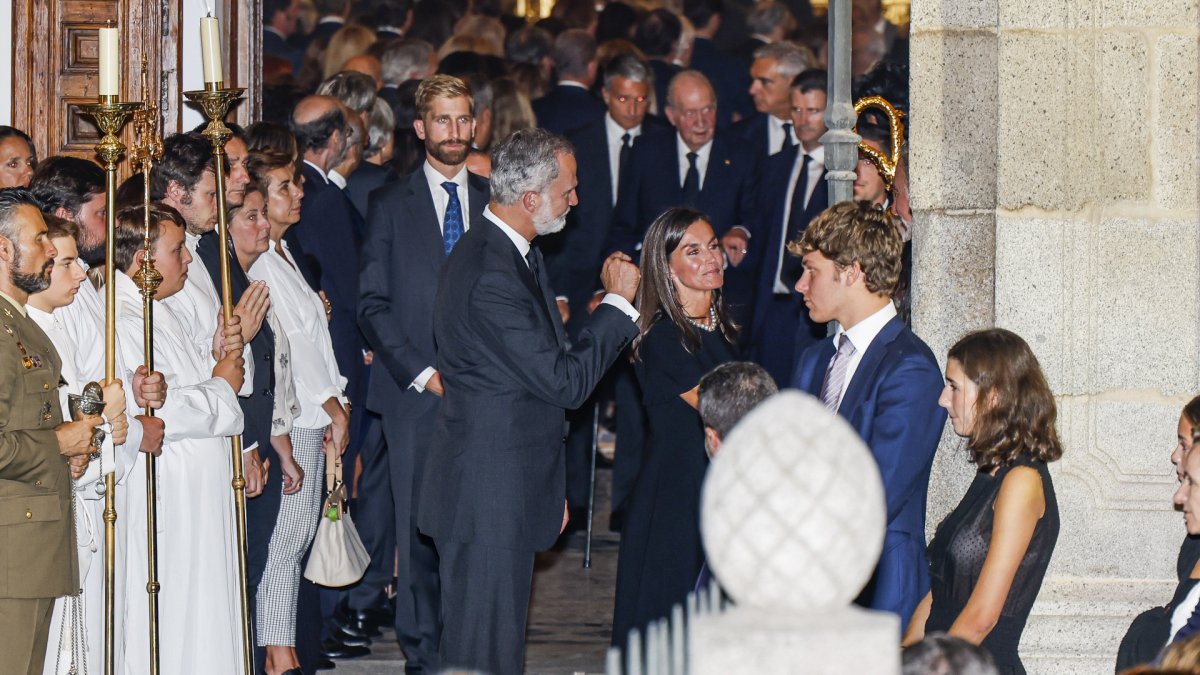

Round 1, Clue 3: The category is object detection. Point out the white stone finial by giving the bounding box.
[700,390,887,611]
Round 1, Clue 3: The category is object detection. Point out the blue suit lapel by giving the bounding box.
[838,316,905,416]
[797,338,835,395]
[406,171,445,263]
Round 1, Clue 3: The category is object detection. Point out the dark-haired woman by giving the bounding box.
[0,126,36,187]
[611,208,736,648]
[902,328,1062,674]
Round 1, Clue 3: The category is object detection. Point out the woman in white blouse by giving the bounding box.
[242,150,350,675]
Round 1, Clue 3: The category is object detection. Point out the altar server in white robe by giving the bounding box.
[110,203,249,675]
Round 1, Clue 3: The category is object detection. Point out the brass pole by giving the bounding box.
[182,82,254,675]
[130,72,164,674]
[79,94,141,675]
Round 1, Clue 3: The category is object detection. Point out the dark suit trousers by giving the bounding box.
[435,540,535,675]
[383,415,441,673]
[0,597,54,675]
[345,412,395,612]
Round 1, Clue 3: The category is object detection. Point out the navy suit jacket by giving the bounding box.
[263,30,302,73]
[289,162,366,407]
[418,217,638,551]
[606,128,759,257]
[345,161,400,220]
[732,112,793,165]
[792,315,946,621]
[689,38,754,127]
[532,85,606,136]
[745,145,828,340]
[358,167,489,419]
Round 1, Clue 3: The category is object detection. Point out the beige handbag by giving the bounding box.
[303,442,370,587]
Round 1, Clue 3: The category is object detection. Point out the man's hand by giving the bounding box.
[586,290,604,314]
[212,352,246,393]
[244,448,266,498]
[426,371,445,397]
[600,252,640,304]
[100,379,128,446]
[211,314,245,361]
[233,281,270,345]
[721,228,749,266]
[560,500,570,534]
[132,366,167,409]
[318,291,332,322]
[68,454,89,480]
[363,350,374,366]
[136,415,164,456]
[56,418,102,458]
[556,298,570,325]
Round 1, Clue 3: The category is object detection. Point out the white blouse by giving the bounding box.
[248,238,346,429]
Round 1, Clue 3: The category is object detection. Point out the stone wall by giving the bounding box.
[909,0,1199,670]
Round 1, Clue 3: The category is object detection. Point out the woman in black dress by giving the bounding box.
[902,328,1062,674]
[611,207,736,648]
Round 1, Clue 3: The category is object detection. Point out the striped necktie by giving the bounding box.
[819,334,856,411]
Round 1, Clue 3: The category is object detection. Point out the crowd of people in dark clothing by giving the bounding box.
[0,0,1196,674]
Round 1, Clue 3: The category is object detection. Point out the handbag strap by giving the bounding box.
[325,431,342,493]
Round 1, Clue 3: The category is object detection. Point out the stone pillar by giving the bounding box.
[911,0,1200,671]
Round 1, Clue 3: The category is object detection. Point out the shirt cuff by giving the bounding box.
[600,294,639,322]
[730,225,751,239]
[410,366,436,393]
[555,295,568,303]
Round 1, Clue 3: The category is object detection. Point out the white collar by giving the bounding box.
[676,134,713,163]
[265,26,285,38]
[798,144,825,164]
[835,301,897,354]
[328,169,347,189]
[558,80,588,90]
[304,159,329,183]
[423,161,469,191]
[318,16,344,25]
[483,206,531,259]
[605,113,641,142]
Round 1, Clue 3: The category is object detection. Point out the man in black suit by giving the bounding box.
[608,70,759,323]
[745,69,829,385]
[290,0,350,53]
[683,0,754,127]
[345,100,400,219]
[263,0,304,74]
[418,128,640,675]
[532,29,604,136]
[358,74,486,675]
[733,40,815,163]
[542,54,657,527]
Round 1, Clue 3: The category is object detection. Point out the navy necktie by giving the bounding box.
[525,246,544,293]
[781,122,794,152]
[441,181,464,256]
[618,132,632,186]
[682,151,700,207]
[780,153,812,287]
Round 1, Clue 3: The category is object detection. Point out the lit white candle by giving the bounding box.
[200,16,223,84]
[98,26,119,96]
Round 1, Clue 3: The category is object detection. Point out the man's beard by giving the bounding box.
[532,196,567,236]
[427,138,470,167]
[11,246,51,294]
[78,240,104,268]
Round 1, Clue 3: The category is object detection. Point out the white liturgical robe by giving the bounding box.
[112,272,246,675]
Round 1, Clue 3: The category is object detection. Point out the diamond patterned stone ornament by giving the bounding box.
[701,391,887,611]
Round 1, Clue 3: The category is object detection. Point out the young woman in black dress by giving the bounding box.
[611,207,737,648]
[902,328,1062,674]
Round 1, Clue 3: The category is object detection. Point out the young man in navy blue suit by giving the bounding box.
[790,201,946,626]
[732,41,814,163]
[359,75,489,675]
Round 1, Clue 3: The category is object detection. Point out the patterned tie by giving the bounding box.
[781,122,795,152]
[441,181,464,256]
[819,334,856,412]
[682,151,700,207]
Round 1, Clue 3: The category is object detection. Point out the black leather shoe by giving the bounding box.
[331,625,371,648]
[334,605,384,638]
[320,638,370,660]
[331,619,372,641]
[315,658,336,670]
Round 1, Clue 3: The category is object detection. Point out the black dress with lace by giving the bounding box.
[925,458,1059,674]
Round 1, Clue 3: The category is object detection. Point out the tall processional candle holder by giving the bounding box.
[78,23,141,675]
[182,15,254,673]
[129,58,164,675]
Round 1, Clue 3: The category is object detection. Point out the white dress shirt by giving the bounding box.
[766,114,799,154]
[250,239,347,429]
[830,301,898,403]
[605,113,642,205]
[774,144,825,293]
[328,169,348,189]
[410,162,473,393]
[484,206,640,322]
[675,135,714,190]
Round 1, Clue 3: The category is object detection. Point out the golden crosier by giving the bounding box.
[853,95,906,192]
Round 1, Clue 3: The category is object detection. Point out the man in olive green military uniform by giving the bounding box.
[0,189,105,675]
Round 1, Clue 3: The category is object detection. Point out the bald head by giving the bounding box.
[342,55,383,89]
[290,95,348,171]
[665,71,718,152]
[667,70,716,108]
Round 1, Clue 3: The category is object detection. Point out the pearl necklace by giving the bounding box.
[686,305,719,332]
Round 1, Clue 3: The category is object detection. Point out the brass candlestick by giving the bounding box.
[182,81,254,675]
[129,60,163,675]
[80,93,141,675]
